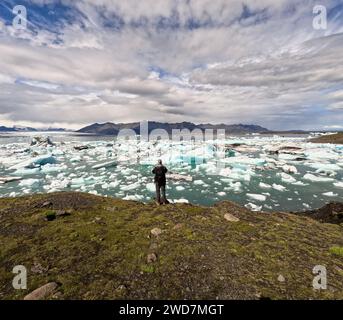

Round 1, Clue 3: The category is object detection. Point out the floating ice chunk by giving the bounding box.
[272,183,286,191]
[173,198,189,204]
[107,181,119,189]
[70,156,82,162]
[19,179,40,187]
[9,155,56,170]
[333,181,343,188]
[194,180,205,185]
[259,182,271,189]
[278,172,296,183]
[217,192,226,197]
[306,162,341,171]
[292,181,308,186]
[322,192,338,197]
[282,165,297,174]
[41,164,66,174]
[247,193,267,201]
[146,183,156,193]
[92,160,117,170]
[123,194,144,201]
[245,203,262,211]
[0,176,22,184]
[176,186,185,191]
[303,203,310,209]
[303,173,334,182]
[120,181,140,191]
[12,167,41,176]
[167,173,193,182]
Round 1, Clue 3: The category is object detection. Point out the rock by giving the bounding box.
[224,213,240,222]
[41,201,52,208]
[24,282,59,300]
[147,253,157,263]
[74,145,89,151]
[150,228,162,237]
[173,223,183,230]
[31,262,48,274]
[55,210,71,217]
[277,275,285,283]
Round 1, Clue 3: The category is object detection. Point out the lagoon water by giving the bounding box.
[0,131,342,212]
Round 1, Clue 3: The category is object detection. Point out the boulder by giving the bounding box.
[224,213,240,222]
[24,282,59,300]
[150,228,162,237]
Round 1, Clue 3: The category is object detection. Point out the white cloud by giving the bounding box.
[0,0,342,130]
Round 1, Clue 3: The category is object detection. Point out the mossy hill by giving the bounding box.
[0,192,342,300]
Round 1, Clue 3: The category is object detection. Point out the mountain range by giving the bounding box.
[77,121,270,135]
[0,126,67,132]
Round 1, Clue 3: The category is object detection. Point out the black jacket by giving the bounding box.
[152,165,168,186]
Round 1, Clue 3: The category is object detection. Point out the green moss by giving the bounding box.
[0,192,342,300]
[330,246,343,257]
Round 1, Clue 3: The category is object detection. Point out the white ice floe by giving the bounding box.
[9,155,56,170]
[333,181,343,188]
[272,183,286,191]
[278,172,297,183]
[322,192,338,197]
[247,193,267,201]
[173,198,189,203]
[259,182,271,189]
[146,183,156,193]
[245,203,262,211]
[123,194,144,201]
[217,192,226,197]
[282,165,297,174]
[303,173,334,182]
[120,181,141,191]
[19,179,40,187]
[176,186,185,191]
[92,160,117,170]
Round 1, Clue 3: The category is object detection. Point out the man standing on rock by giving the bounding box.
[152,159,169,205]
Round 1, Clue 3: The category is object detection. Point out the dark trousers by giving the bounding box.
[155,183,167,204]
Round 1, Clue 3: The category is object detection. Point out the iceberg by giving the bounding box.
[282,165,297,174]
[19,179,40,187]
[322,192,338,197]
[272,183,286,191]
[247,193,267,201]
[92,160,117,170]
[146,183,156,193]
[333,181,343,188]
[120,181,141,191]
[9,155,56,170]
[123,194,144,201]
[173,198,189,204]
[259,182,271,189]
[278,172,297,183]
[245,203,262,211]
[303,173,334,182]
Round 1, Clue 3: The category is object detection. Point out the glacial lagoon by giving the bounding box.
[0,132,342,212]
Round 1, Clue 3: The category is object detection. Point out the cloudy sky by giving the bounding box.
[0,0,342,130]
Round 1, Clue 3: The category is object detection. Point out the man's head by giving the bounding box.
[157,159,162,165]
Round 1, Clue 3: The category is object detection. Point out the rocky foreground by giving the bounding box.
[0,192,342,300]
